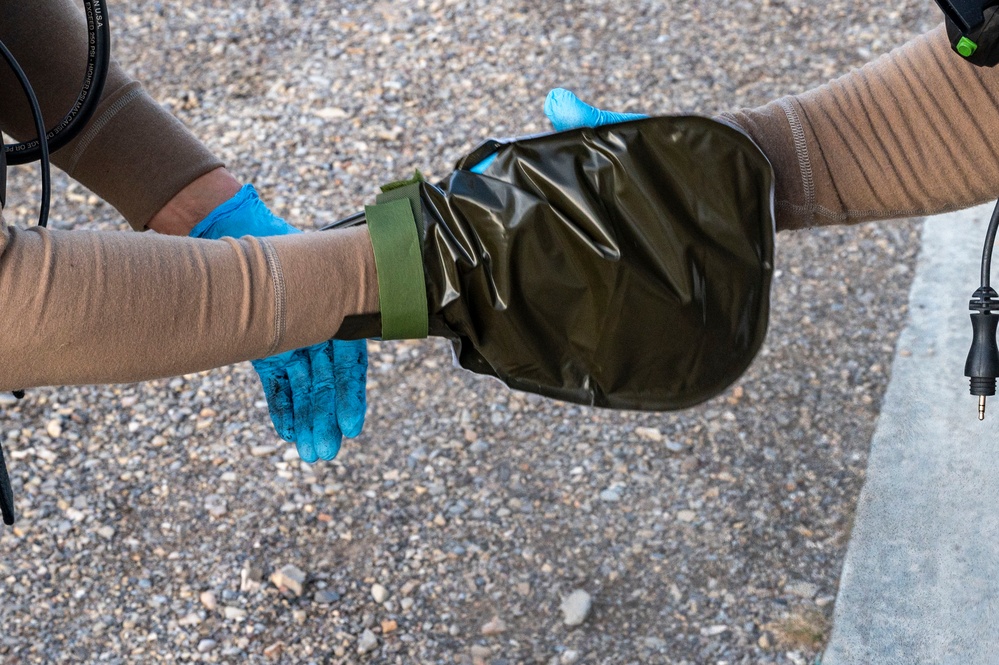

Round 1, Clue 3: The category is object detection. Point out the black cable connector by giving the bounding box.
[965,197,999,420]
[966,287,999,420]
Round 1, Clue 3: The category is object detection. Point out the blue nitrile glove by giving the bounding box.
[542,88,647,131]
[189,184,368,463]
[469,88,647,174]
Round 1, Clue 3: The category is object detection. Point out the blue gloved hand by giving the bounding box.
[189,184,368,463]
[470,88,646,174]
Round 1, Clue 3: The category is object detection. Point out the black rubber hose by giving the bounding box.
[0,38,51,228]
[982,197,999,289]
[0,440,14,525]
[3,0,110,165]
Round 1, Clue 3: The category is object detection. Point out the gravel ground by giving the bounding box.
[1,1,940,663]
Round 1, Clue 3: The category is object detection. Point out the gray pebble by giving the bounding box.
[560,590,592,627]
[204,494,227,518]
[240,563,264,593]
[223,607,247,621]
[271,564,307,596]
[599,488,621,502]
[371,583,389,603]
[314,590,341,604]
[481,616,507,636]
[199,591,217,611]
[357,629,379,654]
[665,440,685,453]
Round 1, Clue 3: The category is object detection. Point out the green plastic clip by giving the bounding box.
[957,36,978,58]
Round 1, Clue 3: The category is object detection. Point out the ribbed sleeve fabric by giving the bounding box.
[724,25,999,231]
[0,0,222,230]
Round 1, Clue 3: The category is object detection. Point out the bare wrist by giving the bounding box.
[146,167,241,235]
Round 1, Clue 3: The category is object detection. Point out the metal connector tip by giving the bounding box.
[980,395,987,421]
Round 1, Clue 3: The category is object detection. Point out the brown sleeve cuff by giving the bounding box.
[720,100,810,232]
[51,80,224,231]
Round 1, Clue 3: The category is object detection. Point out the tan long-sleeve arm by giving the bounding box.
[725,25,999,231]
[0,223,379,390]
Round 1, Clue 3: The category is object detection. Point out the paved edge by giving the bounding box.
[823,205,999,664]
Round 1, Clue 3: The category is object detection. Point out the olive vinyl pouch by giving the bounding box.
[337,116,775,411]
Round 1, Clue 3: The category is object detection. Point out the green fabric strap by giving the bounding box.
[365,197,428,340]
[375,180,426,242]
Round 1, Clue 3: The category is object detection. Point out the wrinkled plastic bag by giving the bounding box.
[337,116,775,411]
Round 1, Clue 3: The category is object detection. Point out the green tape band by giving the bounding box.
[365,197,429,340]
[375,181,425,240]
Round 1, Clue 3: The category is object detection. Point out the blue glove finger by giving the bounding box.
[332,339,368,438]
[251,352,296,442]
[285,350,318,464]
[544,88,647,132]
[470,89,648,174]
[307,344,344,461]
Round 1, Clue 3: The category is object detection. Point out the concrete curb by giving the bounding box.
[823,205,999,664]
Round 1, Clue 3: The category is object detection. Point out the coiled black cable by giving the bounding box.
[0,0,110,229]
[4,0,110,165]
